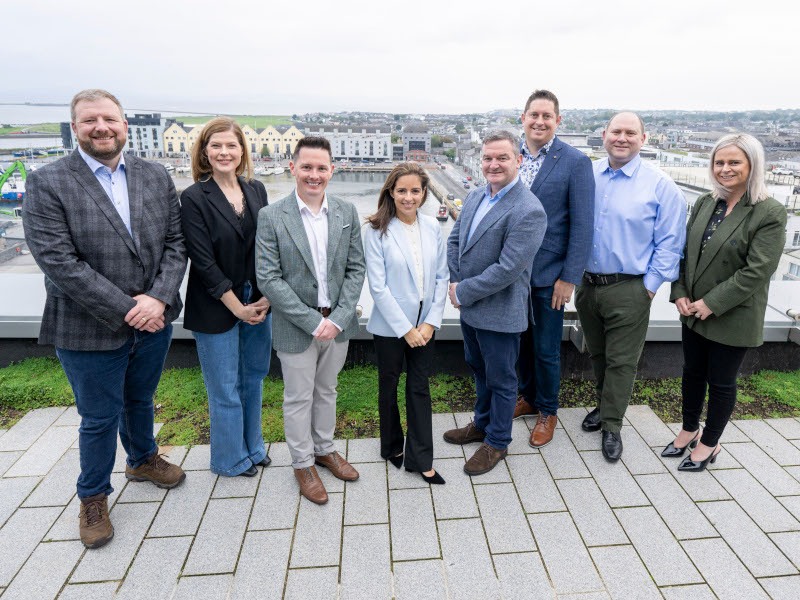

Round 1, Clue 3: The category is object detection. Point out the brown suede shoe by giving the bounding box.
[125,452,186,489]
[295,466,329,504]
[529,414,558,448]
[79,494,114,549]
[315,451,359,481]
[443,421,486,445]
[464,443,507,476]
[513,396,538,419]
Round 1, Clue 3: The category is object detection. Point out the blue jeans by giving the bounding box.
[56,325,171,499]
[518,285,564,416]
[461,321,520,450]
[193,313,272,476]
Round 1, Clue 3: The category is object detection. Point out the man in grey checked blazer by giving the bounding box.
[22,89,187,549]
[256,136,365,505]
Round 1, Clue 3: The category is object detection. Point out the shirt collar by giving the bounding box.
[296,189,328,215]
[78,146,126,174]
[485,175,520,201]
[603,153,641,178]
[520,136,555,159]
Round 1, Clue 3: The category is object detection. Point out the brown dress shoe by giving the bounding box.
[443,421,486,445]
[125,452,186,489]
[464,443,507,476]
[513,396,538,419]
[529,414,558,448]
[295,466,329,504]
[315,451,359,481]
[79,494,114,549]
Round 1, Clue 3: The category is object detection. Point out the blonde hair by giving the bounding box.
[709,133,769,203]
[191,117,253,182]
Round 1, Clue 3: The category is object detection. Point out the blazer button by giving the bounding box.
[136,260,142,267]
[312,283,318,289]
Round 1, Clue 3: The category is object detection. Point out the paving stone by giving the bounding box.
[181,444,211,470]
[659,584,717,599]
[160,444,188,466]
[0,408,65,452]
[344,462,388,525]
[615,506,702,586]
[557,594,610,600]
[116,536,192,600]
[467,453,512,484]
[507,418,537,455]
[265,441,292,466]
[706,445,741,470]
[0,540,83,600]
[0,476,41,527]
[581,450,648,508]
[23,449,81,507]
[768,532,800,569]
[45,472,126,541]
[778,496,800,522]
[786,466,800,485]
[683,537,770,600]
[618,425,667,475]
[712,469,800,533]
[635,473,716,539]
[173,575,232,600]
[290,492,344,567]
[438,518,500,599]
[625,404,675,446]
[53,406,81,427]
[393,559,448,600]
[249,466,299,530]
[657,453,732,502]
[0,451,22,477]
[506,454,565,513]
[346,437,381,463]
[111,439,127,473]
[732,420,800,466]
[340,524,391,600]
[183,497,252,575]
[70,502,158,583]
[431,457,479,519]
[57,582,119,599]
[283,567,338,600]
[432,412,464,459]
[724,442,800,495]
[758,575,800,600]
[0,506,61,586]
[560,407,600,451]
[389,487,439,561]
[766,418,800,440]
[474,482,535,553]
[3,425,78,478]
[388,461,429,489]
[719,421,751,443]
[117,478,168,503]
[211,469,261,498]
[493,551,556,600]
[590,545,661,600]
[539,427,589,479]
[315,459,345,493]
[147,470,216,537]
[230,529,292,600]
[557,478,627,546]
[528,512,603,594]
[698,500,796,577]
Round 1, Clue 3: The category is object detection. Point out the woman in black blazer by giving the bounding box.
[180,117,271,477]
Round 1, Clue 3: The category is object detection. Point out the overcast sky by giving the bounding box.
[5,0,797,116]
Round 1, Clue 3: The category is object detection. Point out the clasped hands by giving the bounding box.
[124,294,166,332]
[404,323,434,348]
[236,297,270,325]
[675,297,713,320]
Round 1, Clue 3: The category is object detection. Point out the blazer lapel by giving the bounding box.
[694,199,752,281]
[530,139,561,195]
[463,185,518,254]
[387,217,420,288]
[326,197,343,275]
[242,177,262,224]
[459,190,481,255]
[203,178,244,239]
[127,156,143,253]
[282,193,317,277]
[68,152,137,256]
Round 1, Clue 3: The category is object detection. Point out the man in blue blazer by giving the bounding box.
[514,90,595,448]
[443,131,547,475]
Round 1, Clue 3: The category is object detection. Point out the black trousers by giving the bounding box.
[681,324,748,447]
[373,334,435,472]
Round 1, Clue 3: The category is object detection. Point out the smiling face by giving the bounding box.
[391,174,425,224]
[71,98,128,166]
[481,139,522,193]
[602,112,645,169]
[713,145,751,196]
[205,130,243,178]
[290,147,333,204]
[521,98,562,152]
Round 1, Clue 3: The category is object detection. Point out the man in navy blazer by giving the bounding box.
[443,131,547,475]
[514,90,595,448]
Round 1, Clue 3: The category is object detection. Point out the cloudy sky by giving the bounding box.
[5,0,797,116]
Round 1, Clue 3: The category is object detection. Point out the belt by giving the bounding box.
[316,306,332,318]
[582,272,643,286]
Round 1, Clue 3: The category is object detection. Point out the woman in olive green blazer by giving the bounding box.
[665,133,787,472]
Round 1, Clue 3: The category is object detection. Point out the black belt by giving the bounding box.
[316,307,331,318]
[582,272,643,286]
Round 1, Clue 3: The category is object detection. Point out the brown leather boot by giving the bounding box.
[79,494,114,549]
[464,443,507,476]
[295,466,329,505]
[315,451,359,481]
[529,414,558,448]
[443,421,486,445]
[125,452,186,489]
[513,396,538,419]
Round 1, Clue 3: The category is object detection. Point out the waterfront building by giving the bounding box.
[304,125,392,161]
[66,113,167,158]
[164,121,192,155]
[402,124,431,160]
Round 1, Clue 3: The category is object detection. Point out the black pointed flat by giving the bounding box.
[406,467,446,485]
[677,445,721,472]
[387,454,404,469]
[661,431,701,457]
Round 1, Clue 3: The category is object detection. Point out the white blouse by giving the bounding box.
[400,219,424,301]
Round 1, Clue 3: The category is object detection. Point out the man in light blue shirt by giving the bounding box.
[575,112,686,462]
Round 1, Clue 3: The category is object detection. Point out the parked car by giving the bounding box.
[773,168,793,176]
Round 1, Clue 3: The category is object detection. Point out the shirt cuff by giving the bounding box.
[643,273,663,295]
[329,319,343,332]
[311,316,325,337]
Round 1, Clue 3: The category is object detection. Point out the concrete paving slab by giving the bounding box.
[626,404,675,447]
[230,529,292,600]
[506,454,565,513]
[712,468,800,533]
[283,567,338,600]
[389,487,439,561]
[23,449,81,507]
[557,478,628,546]
[0,539,83,600]
[778,495,800,523]
[768,532,800,568]
[619,425,667,475]
[181,444,211,470]
[266,441,292,466]
[581,450,649,508]
[0,506,62,586]
[590,544,662,600]
[173,575,232,600]
[290,492,344,568]
[0,451,22,477]
[147,470,216,537]
[340,524,391,600]
[345,437,381,463]
[766,418,800,440]
[53,406,81,427]
[118,477,168,503]
[659,584,717,599]
[393,559,448,600]
[57,582,119,599]
[432,412,464,460]
[248,466,299,531]
[493,552,555,600]
[732,420,800,466]
[116,536,192,600]
[635,473,716,539]
[211,469,261,498]
[474,482,535,553]
[431,457,479,519]
[183,497,252,575]
[507,418,537,455]
[539,427,590,479]
[387,461,429,489]
[344,461,388,525]
[438,518,500,599]
[0,476,41,527]
[683,537,770,600]
[724,442,800,496]
[560,407,600,452]
[0,408,65,452]
[759,575,800,600]
[3,424,77,478]
[657,453,732,502]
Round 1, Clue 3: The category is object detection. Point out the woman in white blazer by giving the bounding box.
[364,163,449,484]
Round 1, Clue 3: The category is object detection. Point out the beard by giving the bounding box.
[78,135,126,162]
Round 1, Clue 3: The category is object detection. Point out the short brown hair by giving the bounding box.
[524,90,560,115]
[366,162,429,235]
[292,136,332,161]
[70,89,124,122]
[191,117,253,182]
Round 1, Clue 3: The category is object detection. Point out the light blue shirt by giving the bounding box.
[588,155,686,293]
[78,147,131,236]
[467,175,520,241]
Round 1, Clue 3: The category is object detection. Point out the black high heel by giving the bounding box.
[661,430,701,457]
[387,454,403,469]
[677,445,721,472]
[406,467,446,485]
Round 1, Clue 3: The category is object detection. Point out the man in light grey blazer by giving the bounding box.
[22,89,187,550]
[256,137,365,504]
[443,130,547,476]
